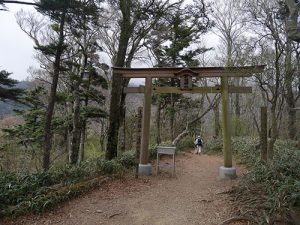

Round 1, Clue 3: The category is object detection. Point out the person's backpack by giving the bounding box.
[197,138,202,145]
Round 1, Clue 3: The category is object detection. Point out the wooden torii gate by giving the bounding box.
[113,65,265,179]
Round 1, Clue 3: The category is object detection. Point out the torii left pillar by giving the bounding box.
[139,77,152,175]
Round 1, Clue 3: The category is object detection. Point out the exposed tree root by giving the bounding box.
[108,212,122,219]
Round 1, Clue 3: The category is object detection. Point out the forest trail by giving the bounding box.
[2,151,246,225]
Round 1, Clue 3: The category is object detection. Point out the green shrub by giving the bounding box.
[204,136,300,223]
[288,181,300,210]
[117,151,136,169]
[204,137,223,153]
[231,137,300,223]
[203,136,259,160]
[231,137,259,164]
[85,136,105,158]
[0,156,130,217]
[0,171,49,205]
[231,116,255,137]
[49,163,91,185]
[95,158,125,176]
[176,135,194,152]
[149,143,158,160]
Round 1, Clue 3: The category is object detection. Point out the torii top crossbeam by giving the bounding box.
[112,65,265,78]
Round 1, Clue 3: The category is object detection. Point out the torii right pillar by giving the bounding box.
[219,76,237,179]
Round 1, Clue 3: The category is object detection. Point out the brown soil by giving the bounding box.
[1,151,247,225]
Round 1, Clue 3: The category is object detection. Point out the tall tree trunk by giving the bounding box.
[170,94,175,140]
[156,102,162,145]
[120,106,126,152]
[268,105,278,159]
[78,122,86,162]
[69,83,82,164]
[234,78,241,136]
[296,52,300,148]
[119,78,130,152]
[78,66,90,163]
[63,127,69,153]
[169,78,176,140]
[106,0,132,160]
[42,11,66,171]
[234,93,240,117]
[234,78,241,117]
[268,41,281,160]
[285,39,296,139]
[213,102,221,137]
[70,42,88,164]
[260,107,268,162]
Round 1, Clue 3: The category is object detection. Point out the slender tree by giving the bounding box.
[34,0,70,170]
[105,0,178,159]
[105,0,133,160]
[64,0,104,164]
[279,3,300,140]
[212,0,247,135]
[243,0,286,158]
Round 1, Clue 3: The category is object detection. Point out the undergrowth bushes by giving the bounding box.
[204,136,259,161]
[0,152,136,217]
[203,137,223,153]
[116,150,136,169]
[148,135,194,159]
[205,137,300,224]
[176,135,194,152]
[235,146,300,223]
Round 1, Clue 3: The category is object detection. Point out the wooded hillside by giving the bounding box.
[0,0,299,224]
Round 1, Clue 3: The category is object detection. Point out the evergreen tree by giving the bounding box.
[34,0,70,170]
[3,86,71,166]
[0,70,23,102]
[15,0,106,167]
[147,0,212,140]
[34,0,103,169]
[3,87,46,149]
[60,0,105,164]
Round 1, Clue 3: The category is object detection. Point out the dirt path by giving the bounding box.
[2,152,246,225]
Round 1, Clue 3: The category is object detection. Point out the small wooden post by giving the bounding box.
[221,77,232,168]
[135,107,143,178]
[140,77,152,165]
[260,107,268,161]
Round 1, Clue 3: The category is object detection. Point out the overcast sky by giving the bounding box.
[0,2,38,81]
[0,1,219,82]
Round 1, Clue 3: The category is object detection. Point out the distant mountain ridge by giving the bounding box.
[0,81,29,117]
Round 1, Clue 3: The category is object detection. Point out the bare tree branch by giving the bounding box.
[0,0,39,7]
[172,95,220,145]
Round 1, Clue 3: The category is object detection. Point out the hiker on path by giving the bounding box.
[194,135,203,154]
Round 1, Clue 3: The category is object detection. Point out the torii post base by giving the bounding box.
[138,163,152,176]
[218,166,237,180]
